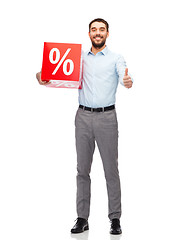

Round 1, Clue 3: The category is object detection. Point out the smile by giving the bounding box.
[94,37,103,40]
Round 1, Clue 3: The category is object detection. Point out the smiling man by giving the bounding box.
[36,17,133,235]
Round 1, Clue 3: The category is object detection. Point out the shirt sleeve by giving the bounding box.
[80,50,84,81]
[116,54,134,87]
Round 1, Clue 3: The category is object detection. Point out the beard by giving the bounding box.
[91,35,107,49]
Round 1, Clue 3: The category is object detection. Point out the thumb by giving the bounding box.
[125,68,128,76]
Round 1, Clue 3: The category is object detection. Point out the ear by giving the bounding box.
[107,31,109,38]
[88,32,91,38]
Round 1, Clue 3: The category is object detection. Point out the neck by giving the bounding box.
[91,44,106,55]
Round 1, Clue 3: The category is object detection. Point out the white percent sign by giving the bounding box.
[49,48,74,76]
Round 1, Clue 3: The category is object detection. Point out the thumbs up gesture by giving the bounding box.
[123,68,133,88]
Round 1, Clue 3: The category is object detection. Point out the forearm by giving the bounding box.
[116,55,133,87]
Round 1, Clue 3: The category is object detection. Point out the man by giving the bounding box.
[36,18,133,235]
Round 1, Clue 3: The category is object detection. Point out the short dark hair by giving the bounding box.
[89,18,109,32]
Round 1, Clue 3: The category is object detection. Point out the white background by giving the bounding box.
[0,0,187,240]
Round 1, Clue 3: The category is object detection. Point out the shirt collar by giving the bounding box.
[87,46,108,56]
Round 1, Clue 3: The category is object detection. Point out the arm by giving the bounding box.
[116,55,133,89]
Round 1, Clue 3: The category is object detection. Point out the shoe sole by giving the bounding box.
[110,231,122,235]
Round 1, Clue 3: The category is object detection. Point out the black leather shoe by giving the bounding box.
[71,218,89,234]
[110,218,122,235]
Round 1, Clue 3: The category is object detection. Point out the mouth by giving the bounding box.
[94,36,103,41]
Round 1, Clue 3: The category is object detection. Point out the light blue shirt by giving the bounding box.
[78,46,131,108]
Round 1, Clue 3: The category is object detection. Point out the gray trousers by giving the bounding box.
[75,107,121,220]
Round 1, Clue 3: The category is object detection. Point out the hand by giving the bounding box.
[123,68,133,88]
[36,71,51,85]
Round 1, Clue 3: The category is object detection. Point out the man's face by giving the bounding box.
[89,22,109,49]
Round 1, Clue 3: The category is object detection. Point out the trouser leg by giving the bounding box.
[94,110,121,220]
[75,109,95,220]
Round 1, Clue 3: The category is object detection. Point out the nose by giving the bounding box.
[95,29,101,35]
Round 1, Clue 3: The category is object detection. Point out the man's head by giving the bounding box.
[88,18,109,49]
